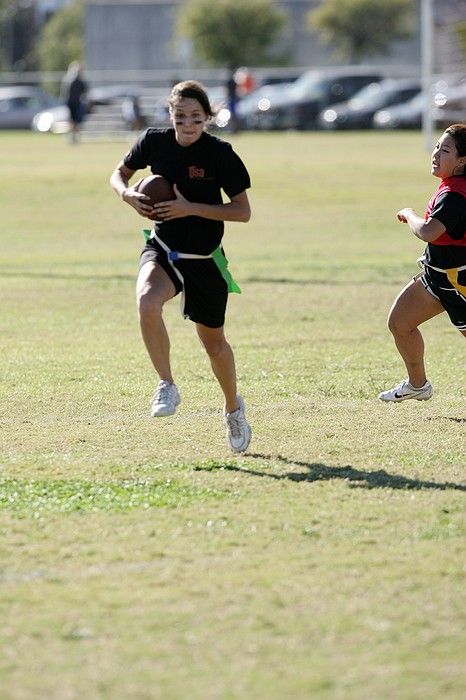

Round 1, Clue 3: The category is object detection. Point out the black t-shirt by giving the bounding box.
[66,77,87,106]
[427,191,466,268]
[123,128,251,254]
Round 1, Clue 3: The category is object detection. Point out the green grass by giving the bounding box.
[0,130,465,699]
[0,476,224,515]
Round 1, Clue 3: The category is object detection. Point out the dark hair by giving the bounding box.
[445,123,466,174]
[168,80,214,118]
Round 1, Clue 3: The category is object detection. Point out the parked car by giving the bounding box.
[0,86,59,129]
[318,78,421,130]
[32,104,70,133]
[247,68,382,130]
[373,91,425,129]
[433,79,466,127]
[234,82,294,129]
[373,76,466,130]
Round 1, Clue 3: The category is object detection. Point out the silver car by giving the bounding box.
[0,85,59,129]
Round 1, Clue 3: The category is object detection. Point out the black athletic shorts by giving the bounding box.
[139,238,228,328]
[68,102,85,124]
[420,267,466,331]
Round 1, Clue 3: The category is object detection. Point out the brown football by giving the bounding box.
[134,175,175,220]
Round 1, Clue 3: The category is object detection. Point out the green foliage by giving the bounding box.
[0,0,38,71]
[177,0,286,68]
[0,0,14,70]
[37,0,84,73]
[0,0,8,70]
[456,20,466,56]
[308,0,414,62]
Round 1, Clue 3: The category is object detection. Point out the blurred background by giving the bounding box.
[0,0,464,137]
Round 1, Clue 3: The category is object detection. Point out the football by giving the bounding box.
[134,175,175,219]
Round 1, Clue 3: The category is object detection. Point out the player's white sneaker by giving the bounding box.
[151,380,180,417]
[224,396,251,453]
[378,379,433,402]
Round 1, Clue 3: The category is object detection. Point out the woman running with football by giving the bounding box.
[110,80,252,452]
[379,123,466,402]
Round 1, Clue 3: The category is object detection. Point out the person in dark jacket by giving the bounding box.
[61,61,88,143]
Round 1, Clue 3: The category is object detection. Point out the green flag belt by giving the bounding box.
[143,229,241,294]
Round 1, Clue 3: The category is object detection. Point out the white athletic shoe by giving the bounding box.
[378,379,433,403]
[224,396,251,453]
[150,380,180,417]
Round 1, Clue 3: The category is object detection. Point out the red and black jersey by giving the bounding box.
[123,128,251,255]
[425,175,466,269]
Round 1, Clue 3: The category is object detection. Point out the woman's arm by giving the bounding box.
[153,187,251,223]
[109,160,154,218]
[396,207,446,242]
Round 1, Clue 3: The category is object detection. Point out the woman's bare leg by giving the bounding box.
[136,262,176,381]
[387,277,444,386]
[195,323,238,413]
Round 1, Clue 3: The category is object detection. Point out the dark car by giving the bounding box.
[433,79,466,128]
[0,85,59,129]
[248,68,382,130]
[318,78,421,130]
[373,76,466,130]
[235,82,295,129]
[373,91,425,129]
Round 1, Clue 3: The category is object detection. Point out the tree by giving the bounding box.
[177,0,286,69]
[37,0,84,74]
[0,0,11,70]
[456,21,466,58]
[0,0,38,71]
[308,0,414,63]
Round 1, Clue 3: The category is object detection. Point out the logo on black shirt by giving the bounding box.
[188,165,205,179]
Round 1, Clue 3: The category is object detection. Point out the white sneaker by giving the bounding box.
[378,379,433,402]
[150,380,180,417]
[224,395,251,453]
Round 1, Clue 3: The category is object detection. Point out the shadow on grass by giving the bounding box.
[3,273,407,287]
[3,273,397,287]
[425,416,466,424]
[195,454,466,492]
[1,271,134,282]
[245,276,398,286]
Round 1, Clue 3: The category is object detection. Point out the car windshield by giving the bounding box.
[405,92,425,108]
[289,73,326,101]
[348,83,407,110]
[238,83,294,113]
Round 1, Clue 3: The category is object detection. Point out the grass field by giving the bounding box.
[1,129,465,700]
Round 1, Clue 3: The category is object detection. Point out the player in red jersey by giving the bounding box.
[379,124,466,402]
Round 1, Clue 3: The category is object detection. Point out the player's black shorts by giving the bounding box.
[420,267,466,331]
[68,102,85,124]
[139,238,228,328]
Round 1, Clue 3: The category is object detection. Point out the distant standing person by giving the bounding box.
[379,123,466,402]
[234,67,256,97]
[110,80,252,452]
[226,69,239,133]
[61,61,88,143]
